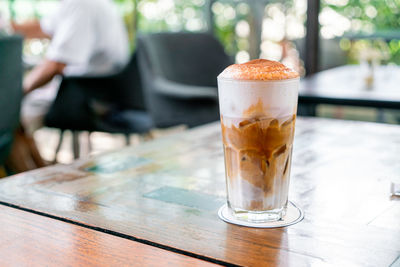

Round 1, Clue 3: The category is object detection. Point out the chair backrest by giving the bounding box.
[113,52,146,110]
[0,35,23,163]
[136,32,228,128]
[137,32,232,87]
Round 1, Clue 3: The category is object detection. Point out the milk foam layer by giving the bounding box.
[218,59,299,81]
[218,79,298,119]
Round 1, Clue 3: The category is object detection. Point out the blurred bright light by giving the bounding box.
[236,50,249,63]
[31,39,43,55]
[237,39,249,51]
[363,22,375,34]
[185,18,203,31]
[223,6,236,20]
[262,18,285,42]
[320,27,335,39]
[165,13,179,26]
[138,2,158,19]
[159,0,174,10]
[281,57,296,71]
[212,2,224,15]
[215,17,228,28]
[14,0,35,21]
[266,4,286,23]
[193,0,205,7]
[36,1,59,17]
[286,16,305,39]
[262,4,286,42]
[138,0,174,20]
[319,7,351,39]
[183,7,196,20]
[0,2,10,20]
[260,40,282,61]
[235,20,250,38]
[353,6,363,17]
[293,0,307,14]
[324,0,349,6]
[365,5,377,18]
[351,19,362,31]
[236,3,249,15]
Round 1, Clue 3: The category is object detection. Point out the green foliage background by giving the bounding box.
[2,0,400,64]
[322,0,400,64]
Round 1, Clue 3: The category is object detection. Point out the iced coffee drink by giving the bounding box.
[218,59,299,222]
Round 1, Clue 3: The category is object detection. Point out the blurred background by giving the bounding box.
[1,0,400,167]
[3,0,400,70]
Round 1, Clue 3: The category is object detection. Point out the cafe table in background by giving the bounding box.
[299,65,400,120]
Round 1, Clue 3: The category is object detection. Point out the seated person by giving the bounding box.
[11,0,130,132]
[3,0,130,170]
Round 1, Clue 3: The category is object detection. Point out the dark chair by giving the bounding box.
[44,53,153,159]
[137,32,233,128]
[0,35,23,166]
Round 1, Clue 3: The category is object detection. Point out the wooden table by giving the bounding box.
[299,65,400,116]
[0,204,214,266]
[0,117,400,266]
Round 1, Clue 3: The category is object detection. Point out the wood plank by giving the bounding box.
[0,204,216,266]
[0,118,400,266]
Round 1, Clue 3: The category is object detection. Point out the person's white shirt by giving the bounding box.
[40,0,129,76]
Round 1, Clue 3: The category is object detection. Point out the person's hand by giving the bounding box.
[23,71,37,95]
[23,77,34,95]
[6,20,49,39]
[9,21,16,32]
[22,60,66,95]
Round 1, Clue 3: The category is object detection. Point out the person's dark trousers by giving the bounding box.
[45,79,98,131]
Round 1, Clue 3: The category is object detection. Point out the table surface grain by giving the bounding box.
[0,204,215,267]
[0,117,400,266]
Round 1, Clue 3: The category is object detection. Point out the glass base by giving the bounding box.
[229,204,286,223]
[218,202,304,228]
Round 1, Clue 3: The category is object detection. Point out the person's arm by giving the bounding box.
[23,60,65,94]
[11,20,50,39]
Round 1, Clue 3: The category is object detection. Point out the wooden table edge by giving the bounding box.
[0,201,232,266]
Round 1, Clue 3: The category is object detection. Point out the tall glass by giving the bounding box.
[218,77,299,222]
